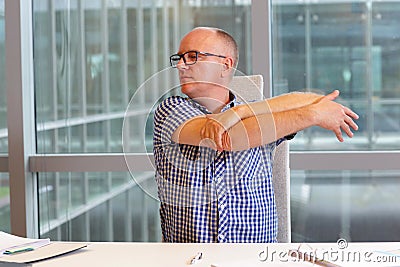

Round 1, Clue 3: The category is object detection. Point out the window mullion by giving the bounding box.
[251,0,272,98]
[5,0,38,238]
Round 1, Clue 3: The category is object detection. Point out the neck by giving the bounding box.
[193,91,230,113]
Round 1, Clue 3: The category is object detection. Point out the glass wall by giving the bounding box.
[38,171,160,241]
[272,0,400,151]
[291,170,400,242]
[33,0,252,155]
[272,0,400,242]
[33,0,252,241]
[0,0,10,233]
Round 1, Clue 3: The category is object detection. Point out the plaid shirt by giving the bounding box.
[153,95,285,243]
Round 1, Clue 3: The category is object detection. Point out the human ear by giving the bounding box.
[221,57,234,77]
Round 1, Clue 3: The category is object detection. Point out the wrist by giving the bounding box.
[303,104,319,127]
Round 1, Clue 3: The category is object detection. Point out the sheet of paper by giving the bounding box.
[0,232,50,257]
[0,243,87,264]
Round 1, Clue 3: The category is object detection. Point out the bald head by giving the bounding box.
[187,27,239,69]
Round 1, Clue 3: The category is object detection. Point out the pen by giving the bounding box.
[4,247,34,255]
[190,252,203,264]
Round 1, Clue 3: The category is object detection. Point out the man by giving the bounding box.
[153,27,358,242]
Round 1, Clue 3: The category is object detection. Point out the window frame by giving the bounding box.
[5,0,38,237]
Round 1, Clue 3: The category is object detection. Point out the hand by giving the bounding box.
[200,110,241,151]
[312,90,359,142]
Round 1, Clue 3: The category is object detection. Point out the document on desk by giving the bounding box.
[0,243,87,264]
[0,232,50,257]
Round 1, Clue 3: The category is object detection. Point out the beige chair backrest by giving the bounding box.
[229,75,291,243]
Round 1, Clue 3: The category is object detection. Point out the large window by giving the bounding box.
[6,0,398,243]
[272,0,400,151]
[33,0,252,241]
[291,170,400,242]
[272,0,400,242]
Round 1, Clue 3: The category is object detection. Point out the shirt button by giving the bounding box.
[218,234,225,241]
[220,203,227,209]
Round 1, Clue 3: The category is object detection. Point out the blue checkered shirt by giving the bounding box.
[153,95,286,243]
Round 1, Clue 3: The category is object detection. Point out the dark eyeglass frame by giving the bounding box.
[170,50,226,68]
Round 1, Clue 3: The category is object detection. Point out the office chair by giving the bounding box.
[229,74,291,243]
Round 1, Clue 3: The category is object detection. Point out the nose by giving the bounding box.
[176,57,188,70]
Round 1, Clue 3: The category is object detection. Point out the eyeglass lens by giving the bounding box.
[171,51,198,67]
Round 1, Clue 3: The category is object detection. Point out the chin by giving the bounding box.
[180,83,196,97]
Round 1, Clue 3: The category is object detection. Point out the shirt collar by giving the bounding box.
[188,91,237,114]
[221,91,237,112]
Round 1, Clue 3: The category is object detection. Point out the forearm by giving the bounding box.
[171,108,311,150]
[225,93,359,150]
[209,92,321,133]
[232,92,322,119]
[267,92,323,112]
[173,91,358,150]
[224,106,315,151]
[172,115,217,148]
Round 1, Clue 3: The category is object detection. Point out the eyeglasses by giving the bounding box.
[170,50,226,68]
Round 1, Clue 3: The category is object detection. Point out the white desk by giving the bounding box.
[3,242,400,267]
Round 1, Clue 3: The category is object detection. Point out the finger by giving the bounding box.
[202,126,212,140]
[222,132,231,151]
[343,106,359,120]
[207,122,223,149]
[205,119,227,150]
[325,90,340,101]
[341,122,354,138]
[200,126,206,139]
[335,129,344,142]
[345,116,359,131]
[202,120,215,136]
[215,134,223,151]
